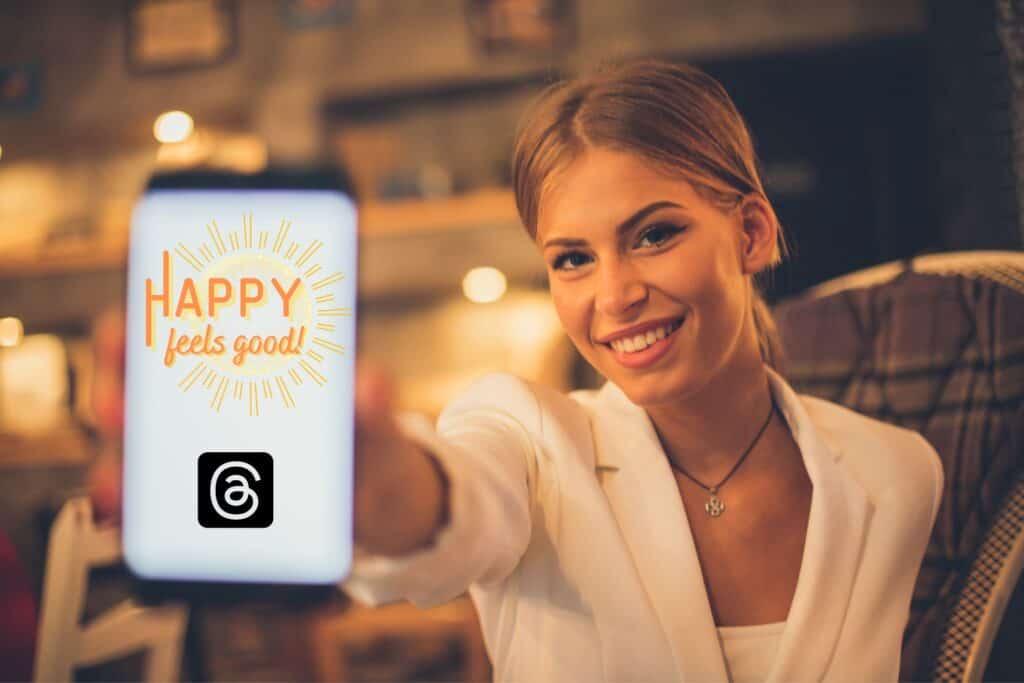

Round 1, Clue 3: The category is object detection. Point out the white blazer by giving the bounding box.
[342,366,944,683]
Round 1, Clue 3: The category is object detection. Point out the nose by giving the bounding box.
[595,257,647,318]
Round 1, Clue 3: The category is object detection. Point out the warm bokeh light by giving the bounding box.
[0,143,4,161]
[462,266,507,303]
[155,132,208,168]
[209,134,269,173]
[0,317,24,347]
[153,110,194,143]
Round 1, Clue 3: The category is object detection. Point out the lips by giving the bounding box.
[602,319,684,356]
[603,316,684,369]
[596,316,686,347]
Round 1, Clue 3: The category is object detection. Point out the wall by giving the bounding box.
[1,0,924,161]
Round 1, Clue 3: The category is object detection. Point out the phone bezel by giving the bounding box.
[126,165,357,605]
[146,165,357,195]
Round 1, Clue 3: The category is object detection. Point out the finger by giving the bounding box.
[355,361,396,430]
[93,371,125,438]
[88,453,122,522]
[93,308,126,369]
[92,308,127,438]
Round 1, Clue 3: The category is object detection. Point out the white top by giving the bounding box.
[716,621,786,683]
[342,367,944,682]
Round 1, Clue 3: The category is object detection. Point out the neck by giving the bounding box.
[645,353,774,484]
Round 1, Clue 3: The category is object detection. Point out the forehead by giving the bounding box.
[537,147,702,244]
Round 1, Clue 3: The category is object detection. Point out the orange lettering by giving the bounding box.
[208,278,232,317]
[175,331,192,355]
[271,278,301,317]
[145,251,172,347]
[232,335,248,366]
[175,278,203,317]
[239,278,264,318]
[163,327,177,366]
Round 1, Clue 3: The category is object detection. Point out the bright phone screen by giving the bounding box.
[123,183,356,585]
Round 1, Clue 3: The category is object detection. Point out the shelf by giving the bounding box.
[0,244,129,279]
[0,188,521,278]
[361,187,519,235]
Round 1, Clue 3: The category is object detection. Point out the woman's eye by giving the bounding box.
[552,251,591,271]
[636,223,682,248]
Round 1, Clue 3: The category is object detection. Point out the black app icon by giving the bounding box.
[198,452,273,528]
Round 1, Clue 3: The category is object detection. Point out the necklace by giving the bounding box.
[666,391,776,518]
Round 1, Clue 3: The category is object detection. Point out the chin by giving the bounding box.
[610,370,680,406]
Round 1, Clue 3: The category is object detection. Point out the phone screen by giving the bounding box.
[123,169,356,585]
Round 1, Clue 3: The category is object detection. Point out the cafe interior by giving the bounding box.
[1,0,1022,681]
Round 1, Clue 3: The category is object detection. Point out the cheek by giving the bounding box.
[659,247,744,340]
[550,287,586,338]
[692,257,749,341]
[648,252,717,302]
[687,238,741,300]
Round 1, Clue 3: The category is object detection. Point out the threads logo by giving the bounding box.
[198,452,273,528]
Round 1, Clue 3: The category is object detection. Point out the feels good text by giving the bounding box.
[145,251,307,367]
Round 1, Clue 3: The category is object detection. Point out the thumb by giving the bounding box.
[354,361,397,431]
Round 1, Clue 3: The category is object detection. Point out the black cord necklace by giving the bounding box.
[666,391,777,518]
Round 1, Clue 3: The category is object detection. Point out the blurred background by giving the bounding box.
[0,0,1021,681]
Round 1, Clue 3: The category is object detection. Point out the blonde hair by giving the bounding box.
[511,58,789,372]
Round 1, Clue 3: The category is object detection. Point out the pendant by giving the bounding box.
[705,487,725,517]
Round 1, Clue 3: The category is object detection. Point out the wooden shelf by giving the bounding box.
[361,187,519,235]
[0,188,520,278]
[0,244,129,279]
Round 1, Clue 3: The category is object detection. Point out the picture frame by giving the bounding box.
[466,0,575,54]
[125,0,238,75]
[280,0,356,30]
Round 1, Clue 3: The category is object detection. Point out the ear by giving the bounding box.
[736,195,778,276]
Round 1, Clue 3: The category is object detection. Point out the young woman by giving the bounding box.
[91,60,942,683]
[343,60,943,683]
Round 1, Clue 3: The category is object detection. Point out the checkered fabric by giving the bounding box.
[772,251,1024,682]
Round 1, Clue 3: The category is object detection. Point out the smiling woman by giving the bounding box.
[513,60,789,379]
[334,59,944,683]
[533,149,777,408]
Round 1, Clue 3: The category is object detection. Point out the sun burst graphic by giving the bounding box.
[166,213,350,416]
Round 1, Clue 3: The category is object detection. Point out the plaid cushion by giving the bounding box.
[772,252,1024,682]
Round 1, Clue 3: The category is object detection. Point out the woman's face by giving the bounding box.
[536,147,769,408]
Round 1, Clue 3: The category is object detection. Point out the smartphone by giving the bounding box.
[123,167,357,596]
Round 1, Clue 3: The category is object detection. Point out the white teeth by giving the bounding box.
[609,319,682,354]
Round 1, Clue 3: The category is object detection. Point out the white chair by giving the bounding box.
[33,496,189,683]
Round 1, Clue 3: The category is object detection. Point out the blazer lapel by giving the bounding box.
[763,367,872,683]
[590,367,872,683]
[591,381,730,682]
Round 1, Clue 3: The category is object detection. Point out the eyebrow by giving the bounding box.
[541,201,684,249]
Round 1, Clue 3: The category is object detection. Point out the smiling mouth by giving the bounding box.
[601,316,685,353]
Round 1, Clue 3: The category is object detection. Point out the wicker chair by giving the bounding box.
[773,251,1024,682]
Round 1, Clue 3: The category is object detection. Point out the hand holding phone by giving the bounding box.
[349,367,450,557]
